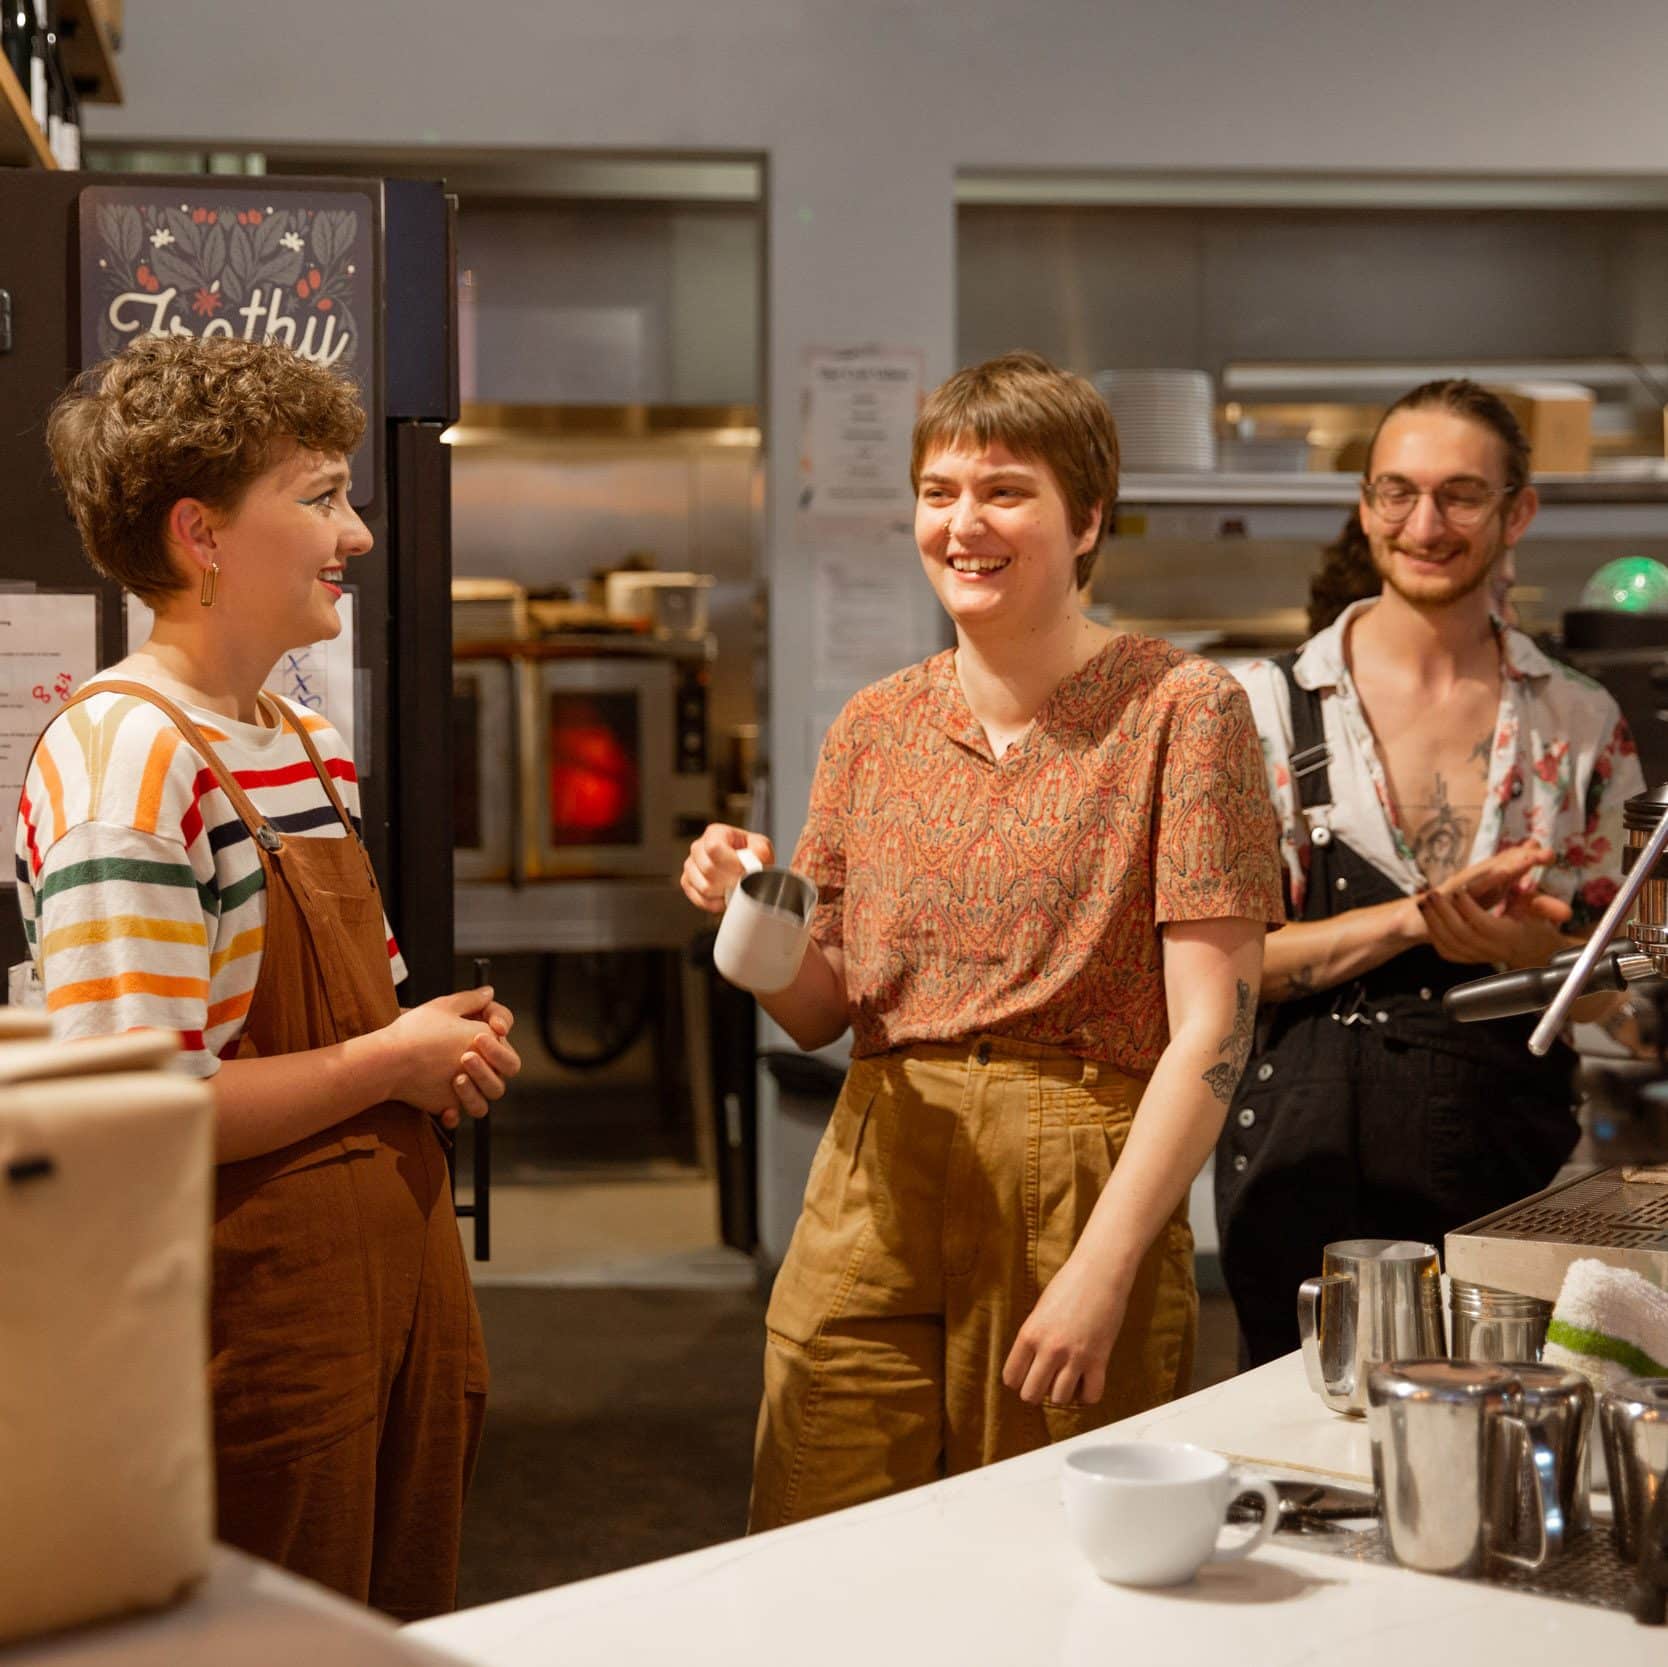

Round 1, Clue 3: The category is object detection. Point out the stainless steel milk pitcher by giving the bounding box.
[1298,1239,1446,1416]
[1601,1376,1668,1563]
[1367,1362,1563,1576]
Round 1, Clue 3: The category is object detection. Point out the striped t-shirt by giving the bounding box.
[14,684,405,1077]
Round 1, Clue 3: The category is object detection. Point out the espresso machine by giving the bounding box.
[1428,783,1668,1619]
[1443,783,1668,1303]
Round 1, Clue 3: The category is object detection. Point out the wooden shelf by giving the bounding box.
[58,0,122,104]
[0,57,57,168]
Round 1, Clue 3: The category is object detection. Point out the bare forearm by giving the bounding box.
[756,939,851,1051]
[1071,1025,1245,1289]
[1261,898,1422,1003]
[211,1032,396,1164]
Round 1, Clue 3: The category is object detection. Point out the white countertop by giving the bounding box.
[0,1549,456,1666]
[409,1352,1662,1667]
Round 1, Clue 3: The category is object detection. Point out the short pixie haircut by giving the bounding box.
[46,335,366,605]
[910,350,1120,590]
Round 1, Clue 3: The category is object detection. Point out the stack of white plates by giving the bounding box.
[451,577,528,643]
[1092,369,1217,473]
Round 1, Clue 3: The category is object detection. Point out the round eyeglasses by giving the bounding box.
[1361,478,1515,529]
[1361,477,1521,527]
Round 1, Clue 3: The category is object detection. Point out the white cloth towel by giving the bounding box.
[1542,1256,1668,1393]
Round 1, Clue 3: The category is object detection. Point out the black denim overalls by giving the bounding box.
[1215,654,1580,1366]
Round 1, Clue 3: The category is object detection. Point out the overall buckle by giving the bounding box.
[1289,741,1331,780]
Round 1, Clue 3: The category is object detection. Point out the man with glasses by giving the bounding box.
[1216,378,1644,1366]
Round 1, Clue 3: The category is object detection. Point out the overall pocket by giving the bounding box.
[211,1145,379,1472]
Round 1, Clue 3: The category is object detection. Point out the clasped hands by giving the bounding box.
[382,985,522,1130]
[1413,842,1572,970]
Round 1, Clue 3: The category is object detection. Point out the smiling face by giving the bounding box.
[915,439,1100,637]
[1360,408,1537,613]
[227,447,371,652]
[195,444,373,655]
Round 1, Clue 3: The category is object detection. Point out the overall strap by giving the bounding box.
[1273,651,1333,813]
[52,680,286,854]
[259,694,359,840]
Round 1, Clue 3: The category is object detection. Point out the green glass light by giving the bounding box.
[1579,556,1668,614]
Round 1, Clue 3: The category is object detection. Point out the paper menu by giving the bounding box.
[0,592,101,855]
[269,592,357,761]
[801,346,924,517]
[811,546,920,690]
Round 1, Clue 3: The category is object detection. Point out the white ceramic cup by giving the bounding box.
[711,847,818,995]
[1061,1442,1281,1586]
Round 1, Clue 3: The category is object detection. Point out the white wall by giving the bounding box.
[91,0,1668,836]
[457,202,758,404]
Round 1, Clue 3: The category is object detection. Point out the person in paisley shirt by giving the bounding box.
[1218,378,1646,1367]
[682,352,1285,1528]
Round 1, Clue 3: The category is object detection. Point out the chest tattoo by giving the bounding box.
[1407,770,1472,881]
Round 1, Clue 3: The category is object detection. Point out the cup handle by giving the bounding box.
[1488,1411,1559,1570]
[1298,1273,1353,1400]
[1214,1476,1281,1562]
[724,846,764,901]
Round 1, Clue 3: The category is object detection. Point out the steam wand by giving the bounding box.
[1529,797,1668,1056]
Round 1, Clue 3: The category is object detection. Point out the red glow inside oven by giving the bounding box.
[548,692,642,845]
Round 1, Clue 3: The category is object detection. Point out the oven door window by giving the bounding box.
[547,690,643,846]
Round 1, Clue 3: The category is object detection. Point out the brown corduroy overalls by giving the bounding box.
[74,682,489,1622]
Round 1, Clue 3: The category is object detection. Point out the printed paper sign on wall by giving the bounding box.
[78,184,379,509]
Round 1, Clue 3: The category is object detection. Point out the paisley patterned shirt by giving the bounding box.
[1235,599,1645,929]
[792,637,1285,1071]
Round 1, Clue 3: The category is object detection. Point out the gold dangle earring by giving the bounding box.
[199,561,219,608]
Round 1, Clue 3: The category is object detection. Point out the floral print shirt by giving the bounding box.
[1234,599,1645,930]
[793,637,1285,1072]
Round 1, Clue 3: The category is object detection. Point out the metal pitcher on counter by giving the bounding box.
[1367,1362,1568,1577]
[1601,1377,1668,1563]
[1298,1239,1446,1416]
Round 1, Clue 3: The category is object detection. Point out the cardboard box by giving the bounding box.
[1493,380,1594,474]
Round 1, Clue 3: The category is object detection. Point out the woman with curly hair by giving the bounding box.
[14,336,520,1619]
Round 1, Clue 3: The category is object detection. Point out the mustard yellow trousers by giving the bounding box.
[749,1037,1197,1531]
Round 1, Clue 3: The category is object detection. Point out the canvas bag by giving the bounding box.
[0,1026,216,1645]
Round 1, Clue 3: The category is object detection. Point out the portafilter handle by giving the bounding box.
[1530,793,1668,1056]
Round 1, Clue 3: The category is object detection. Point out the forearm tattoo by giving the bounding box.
[1274,962,1316,1002]
[1202,979,1255,1105]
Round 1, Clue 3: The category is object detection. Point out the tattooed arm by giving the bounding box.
[1260,840,1557,1003]
[1260,900,1424,1002]
[1003,916,1265,1406]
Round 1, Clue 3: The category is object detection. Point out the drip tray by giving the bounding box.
[1281,1515,1641,1614]
[1445,1166,1668,1304]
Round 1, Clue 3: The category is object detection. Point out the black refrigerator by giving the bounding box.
[0,171,458,1053]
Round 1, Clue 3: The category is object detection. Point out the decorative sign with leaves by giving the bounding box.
[78,184,380,508]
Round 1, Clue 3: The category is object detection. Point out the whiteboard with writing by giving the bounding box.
[0,591,102,862]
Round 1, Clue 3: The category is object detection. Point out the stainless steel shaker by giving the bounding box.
[1366,1362,1563,1576]
[1449,1279,1553,1365]
[1298,1239,1446,1416]
[1601,1376,1668,1563]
